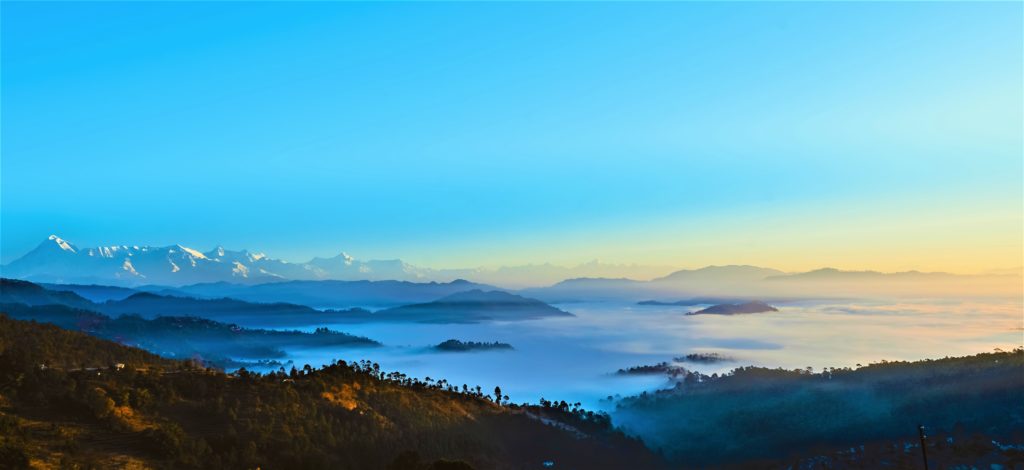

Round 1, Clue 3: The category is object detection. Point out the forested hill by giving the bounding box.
[612,348,1024,468]
[0,302,379,369]
[0,278,370,327]
[0,314,664,469]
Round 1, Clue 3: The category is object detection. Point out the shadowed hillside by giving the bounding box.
[40,282,139,302]
[0,278,96,310]
[0,302,379,369]
[98,292,370,327]
[1,278,371,328]
[612,349,1024,468]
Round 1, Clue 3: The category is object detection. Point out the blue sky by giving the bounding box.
[2,2,1021,272]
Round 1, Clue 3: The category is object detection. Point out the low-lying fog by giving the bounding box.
[243,298,1023,411]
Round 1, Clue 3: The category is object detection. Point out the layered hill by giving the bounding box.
[0,302,378,368]
[40,282,139,302]
[1,278,368,327]
[0,279,380,366]
[158,278,497,308]
[612,349,1024,467]
[99,292,371,327]
[364,290,574,323]
[2,279,568,326]
[0,277,96,309]
[0,314,664,469]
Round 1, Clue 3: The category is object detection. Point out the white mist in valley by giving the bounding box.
[245,297,1024,411]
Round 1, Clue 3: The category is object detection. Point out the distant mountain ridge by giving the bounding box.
[353,290,575,323]
[1,235,443,287]
[1,235,673,288]
[764,267,961,281]
[523,265,1020,300]
[0,278,96,310]
[0,302,378,367]
[1,279,568,326]
[3,236,1019,297]
[0,278,370,328]
[40,282,138,302]
[654,265,786,282]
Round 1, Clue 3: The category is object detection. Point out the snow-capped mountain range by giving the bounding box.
[0,235,673,288]
[0,235,440,286]
[8,235,1013,296]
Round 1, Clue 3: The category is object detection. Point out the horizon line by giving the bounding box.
[4,233,1020,278]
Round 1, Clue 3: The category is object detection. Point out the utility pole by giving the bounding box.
[918,424,929,470]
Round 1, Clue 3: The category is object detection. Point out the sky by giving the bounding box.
[2,2,1021,273]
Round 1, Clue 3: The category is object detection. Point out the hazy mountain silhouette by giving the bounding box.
[99,292,371,327]
[457,261,674,289]
[523,265,1021,300]
[520,267,789,302]
[654,265,787,283]
[520,278,649,302]
[760,268,1020,297]
[5,236,1019,298]
[0,278,96,310]
[0,279,380,364]
[0,278,367,328]
[363,290,574,323]
[39,282,139,302]
[160,278,498,308]
[0,302,377,368]
[637,298,750,306]
[1,235,673,288]
[2,279,568,326]
[687,301,778,315]
[765,267,958,281]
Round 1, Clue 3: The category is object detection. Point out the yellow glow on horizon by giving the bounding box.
[407,192,1023,278]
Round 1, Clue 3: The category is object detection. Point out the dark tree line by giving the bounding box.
[613,347,1024,468]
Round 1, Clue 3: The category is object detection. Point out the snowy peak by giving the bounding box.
[2,235,432,287]
[87,246,131,258]
[3,236,269,286]
[46,235,78,253]
[171,245,208,260]
[5,235,1014,296]
[6,235,678,289]
[204,246,270,265]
